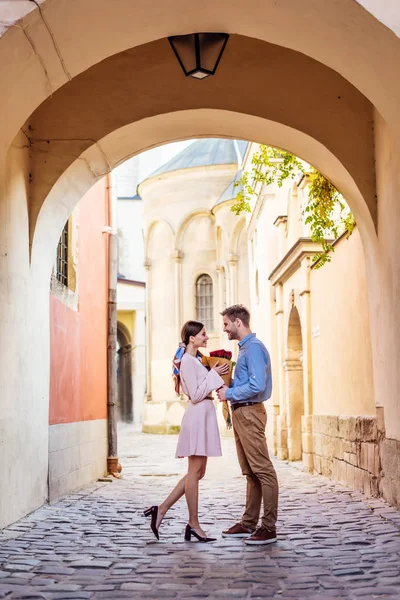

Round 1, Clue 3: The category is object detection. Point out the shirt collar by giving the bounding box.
[238,333,256,348]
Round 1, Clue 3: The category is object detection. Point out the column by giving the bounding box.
[216,264,226,346]
[144,258,152,402]
[172,250,183,341]
[275,283,288,460]
[299,256,314,471]
[283,357,304,461]
[228,253,238,305]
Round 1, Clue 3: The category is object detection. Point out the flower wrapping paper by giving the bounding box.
[202,351,233,429]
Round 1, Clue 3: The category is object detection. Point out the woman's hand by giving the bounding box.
[212,361,230,376]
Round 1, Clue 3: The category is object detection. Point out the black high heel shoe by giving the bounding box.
[143,506,159,540]
[184,524,216,543]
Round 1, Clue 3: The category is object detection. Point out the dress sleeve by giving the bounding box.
[180,355,224,403]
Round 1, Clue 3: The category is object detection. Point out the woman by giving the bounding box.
[144,320,229,542]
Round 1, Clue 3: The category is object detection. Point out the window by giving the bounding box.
[195,274,214,331]
[56,221,69,287]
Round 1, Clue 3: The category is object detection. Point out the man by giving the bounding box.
[217,304,278,545]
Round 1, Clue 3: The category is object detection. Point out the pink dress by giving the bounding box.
[175,353,224,458]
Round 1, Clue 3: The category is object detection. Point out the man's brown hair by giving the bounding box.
[221,304,251,327]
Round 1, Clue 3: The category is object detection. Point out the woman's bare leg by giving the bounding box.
[157,475,186,528]
[185,456,207,536]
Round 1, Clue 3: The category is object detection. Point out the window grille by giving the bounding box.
[56,222,69,287]
[195,274,214,331]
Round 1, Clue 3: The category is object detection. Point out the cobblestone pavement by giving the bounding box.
[1,425,400,600]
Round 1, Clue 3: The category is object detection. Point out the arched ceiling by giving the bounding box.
[25,35,375,244]
[30,109,378,281]
[1,0,400,157]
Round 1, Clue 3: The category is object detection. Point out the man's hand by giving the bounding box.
[217,385,229,401]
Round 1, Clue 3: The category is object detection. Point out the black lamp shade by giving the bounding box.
[168,33,229,79]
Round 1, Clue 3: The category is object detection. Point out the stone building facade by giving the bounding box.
[138,139,398,507]
[138,139,250,433]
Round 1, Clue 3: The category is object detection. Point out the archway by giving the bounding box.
[14,109,378,526]
[117,322,133,423]
[3,2,400,525]
[284,306,304,462]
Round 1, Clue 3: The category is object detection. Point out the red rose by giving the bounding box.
[210,349,232,360]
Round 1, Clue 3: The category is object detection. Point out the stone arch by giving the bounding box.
[144,218,174,259]
[181,212,217,327]
[229,217,247,256]
[117,321,131,346]
[175,209,213,252]
[284,305,305,461]
[4,0,400,526]
[2,0,400,151]
[29,109,378,295]
[117,321,133,423]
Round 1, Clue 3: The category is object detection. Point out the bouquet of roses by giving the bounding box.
[202,349,235,429]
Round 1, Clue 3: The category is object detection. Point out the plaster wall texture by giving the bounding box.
[117,281,145,310]
[48,178,108,500]
[48,419,107,503]
[0,137,49,528]
[49,179,108,425]
[310,228,375,417]
[0,0,396,175]
[373,111,400,439]
[117,199,145,283]
[247,190,283,447]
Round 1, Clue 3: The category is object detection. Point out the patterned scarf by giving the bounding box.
[172,343,202,395]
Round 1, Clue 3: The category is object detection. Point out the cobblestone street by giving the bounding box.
[1,425,400,600]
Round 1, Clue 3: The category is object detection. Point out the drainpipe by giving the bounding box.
[106,172,120,476]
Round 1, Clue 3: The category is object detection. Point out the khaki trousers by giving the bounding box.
[232,403,278,531]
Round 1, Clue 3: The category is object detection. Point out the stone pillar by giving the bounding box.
[283,357,304,461]
[299,256,314,471]
[144,258,152,402]
[172,250,183,341]
[273,215,288,262]
[275,284,288,460]
[216,264,226,346]
[228,253,238,305]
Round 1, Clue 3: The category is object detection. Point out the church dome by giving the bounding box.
[144,138,248,181]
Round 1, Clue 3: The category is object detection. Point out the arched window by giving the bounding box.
[195,274,214,331]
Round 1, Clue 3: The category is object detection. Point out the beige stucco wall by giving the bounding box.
[310,228,375,416]
[373,111,400,439]
[0,136,49,528]
[49,419,107,503]
[147,220,176,404]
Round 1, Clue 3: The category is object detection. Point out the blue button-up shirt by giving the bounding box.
[225,333,272,404]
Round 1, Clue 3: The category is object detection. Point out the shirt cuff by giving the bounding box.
[225,388,233,400]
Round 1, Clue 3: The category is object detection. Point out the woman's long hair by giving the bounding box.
[172,320,204,394]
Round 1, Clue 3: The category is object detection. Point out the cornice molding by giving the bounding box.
[269,238,326,286]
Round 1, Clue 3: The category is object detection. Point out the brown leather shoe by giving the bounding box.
[222,523,254,538]
[244,526,277,545]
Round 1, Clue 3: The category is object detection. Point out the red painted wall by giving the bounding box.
[49,178,109,425]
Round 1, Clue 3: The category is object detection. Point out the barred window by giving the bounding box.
[56,221,69,287]
[195,274,214,331]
